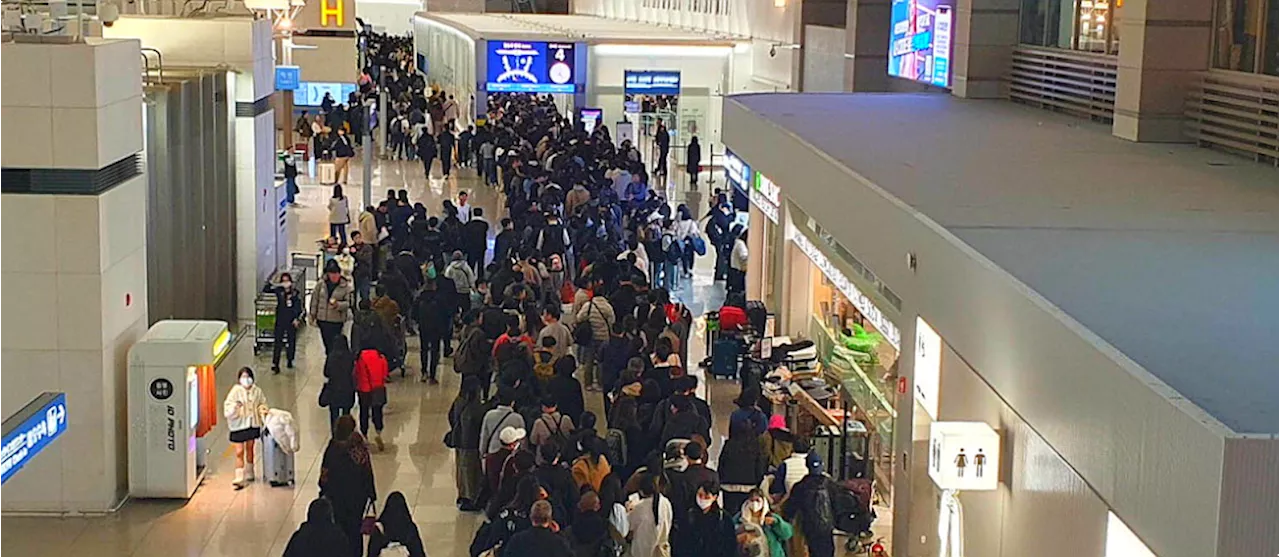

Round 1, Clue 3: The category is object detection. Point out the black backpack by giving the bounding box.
[538,414,570,449]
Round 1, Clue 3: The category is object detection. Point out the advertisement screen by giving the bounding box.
[624,70,682,96]
[486,41,576,93]
[295,82,358,107]
[888,0,953,87]
[1,393,67,484]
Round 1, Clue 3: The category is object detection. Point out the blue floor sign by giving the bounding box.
[1,392,68,484]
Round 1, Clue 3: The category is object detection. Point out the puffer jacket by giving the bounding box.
[354,349,389,393]
[574,297,616,343]
[223,384,269,432]
[311,276,354,324]
[264,409,300,453]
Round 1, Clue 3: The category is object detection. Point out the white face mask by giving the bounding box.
[240,377,253,388]
[696,498,714,510]
[749,500,764,513]
[342,248,351,255]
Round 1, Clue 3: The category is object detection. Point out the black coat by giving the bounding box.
[675,506,736,557]
[545,375,585,430]
[263,283,304,324]
[323,350,357,409]
[504,525,573,557]
[686,141,701,172]
[464,219,490,255]
[282,519,349,557]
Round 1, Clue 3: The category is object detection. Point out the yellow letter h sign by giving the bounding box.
[320,0,344,27]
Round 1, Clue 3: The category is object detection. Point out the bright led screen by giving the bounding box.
[485,41,576,93]
[888,0,953,87]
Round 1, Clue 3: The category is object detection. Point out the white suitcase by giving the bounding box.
[319,162,337,185]
[261,428,295,487]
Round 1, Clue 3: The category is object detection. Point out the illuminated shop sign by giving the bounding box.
[485,41,577,94]
[790,226,901,349]
[724,150,750,188]
[1,392,68,484]
[750,172,780,224]
[928,421,1000,491]
[914,316,941,420]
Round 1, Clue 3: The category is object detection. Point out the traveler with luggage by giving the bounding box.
[354,346,390,451]
[319,415,377,557]
[283,498,349,557]
[781,457,837,557]
[311,259,354,354]
[223,366,269,489]
[262,273,303,373]
[321,335,357,431]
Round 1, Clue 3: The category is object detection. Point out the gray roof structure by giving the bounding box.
[732,93,1278,434]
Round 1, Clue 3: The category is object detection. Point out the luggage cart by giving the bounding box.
[253,267,308,355]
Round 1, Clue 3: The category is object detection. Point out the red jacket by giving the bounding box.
[354,349,389,393]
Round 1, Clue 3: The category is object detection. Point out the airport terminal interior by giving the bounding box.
[1,1,1278,557]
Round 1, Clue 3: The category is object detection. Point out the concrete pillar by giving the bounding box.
[1112,0,1213,141]
[951,0,1019,98]
[1,38,149,512]
[846,0,893,91]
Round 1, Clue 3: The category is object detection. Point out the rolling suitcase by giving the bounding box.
[710,337,741,379]
[318,161,337,185]
[261,428,295,487]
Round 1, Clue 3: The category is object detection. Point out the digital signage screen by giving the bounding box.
[888,0,953,88]
[295,82,358,107]
[623,70,682,96]
[486,41,576,94]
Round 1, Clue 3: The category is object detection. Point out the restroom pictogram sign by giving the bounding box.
[927,421,1000,491]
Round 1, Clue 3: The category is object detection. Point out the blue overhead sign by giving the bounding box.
[485,41,577,94]
[275,66,301,91]
[1,392,68,484]
[624,70,682,96]
[724,149,750,189]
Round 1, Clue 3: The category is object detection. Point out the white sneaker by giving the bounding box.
[232,468,246,489]
[245,467,255,482]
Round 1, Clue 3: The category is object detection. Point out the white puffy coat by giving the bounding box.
[223,384,269,433]
[263,409,300,453]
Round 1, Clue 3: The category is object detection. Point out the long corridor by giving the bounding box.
[0,159,735,557]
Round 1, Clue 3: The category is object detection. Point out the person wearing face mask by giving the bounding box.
[675,482,736,557]
[734,489,792,557]
[224,367,270,489]
[334,243,356,281]
[263,273,303,373]
[311,260,354,355]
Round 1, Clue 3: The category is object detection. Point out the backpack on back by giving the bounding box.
[533,350,557,382]
[539,414,570,449]
[604,428,628,468]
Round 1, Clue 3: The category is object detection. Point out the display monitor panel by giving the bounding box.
[888,0,954,87]
[486,41,576,93]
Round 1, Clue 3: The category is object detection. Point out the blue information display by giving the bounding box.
[274,66,301,91]
[486,41,576,94]
[623,70,682,96]
[1,392,67,484]
[295,82,358,107]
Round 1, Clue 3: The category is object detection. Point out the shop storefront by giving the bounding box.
[746,170,781,308]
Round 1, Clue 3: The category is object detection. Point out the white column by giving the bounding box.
[1,38,148,512]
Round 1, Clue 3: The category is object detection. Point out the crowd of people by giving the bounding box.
[276,29,846,557]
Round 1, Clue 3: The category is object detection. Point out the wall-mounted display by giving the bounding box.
[928,421,1000,491]
[623,70,682,95]
[1,392,68,484]
[295,82,358,107]
[485,41,577,93]
[889,0,954,87]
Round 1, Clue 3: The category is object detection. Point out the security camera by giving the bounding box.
[99,2,119,26]
[769,44,777,57]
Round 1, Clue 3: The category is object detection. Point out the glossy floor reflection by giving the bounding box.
[1,158,736,557]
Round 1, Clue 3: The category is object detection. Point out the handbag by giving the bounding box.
[690,235,707,256]
[360,501,379,535]
[443,429,457,448]
[318,382,332,407]
[573,300,598,346]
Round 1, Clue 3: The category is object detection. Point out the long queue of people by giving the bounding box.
[274,29,831,557]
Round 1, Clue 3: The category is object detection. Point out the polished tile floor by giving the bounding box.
[1,157,736,557]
